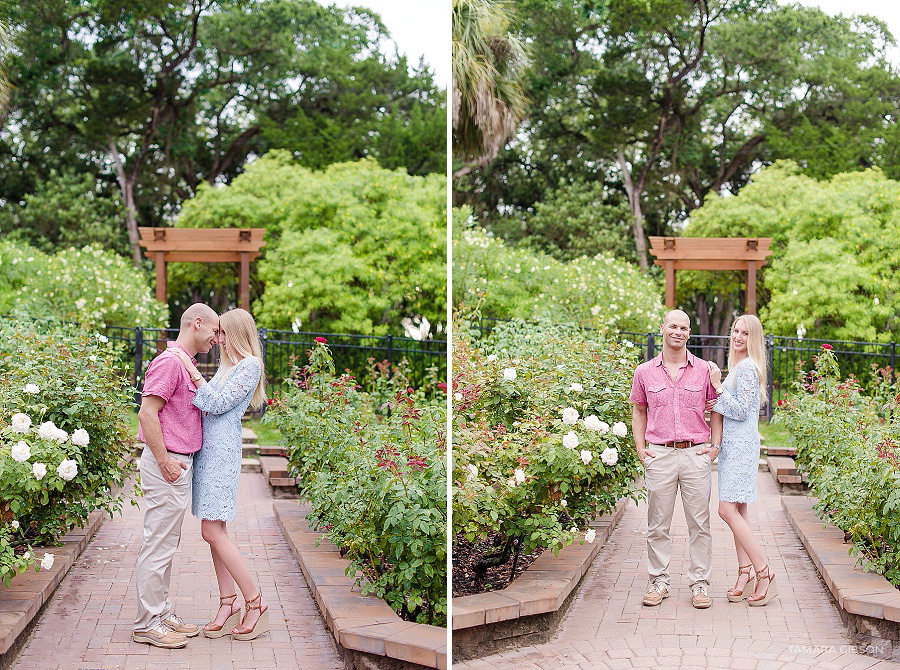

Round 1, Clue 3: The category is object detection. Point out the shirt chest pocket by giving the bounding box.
[647,384,671,407]
[678,384,704,408]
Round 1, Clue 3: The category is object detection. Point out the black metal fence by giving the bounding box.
[100,326,447,403]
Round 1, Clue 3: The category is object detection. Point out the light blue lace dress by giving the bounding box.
[191,356,262,521]
[713,357,761,504]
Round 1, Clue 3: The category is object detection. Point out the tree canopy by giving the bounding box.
[0,0,446,265]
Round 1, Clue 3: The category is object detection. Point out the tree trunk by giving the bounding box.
[109,141,143,267]
[616,148,650,272]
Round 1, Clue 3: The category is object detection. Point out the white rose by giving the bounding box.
[71,429,90,447]
[562,407,579,425]
[583,415,602,431]
[465,464,478,481]
[11,413,32,433]
[601,447,619,466]
[97,334,109,343]
[580,449,593,465]
[40,553,54,570]
[52,428,68,444]
[585,528,597,544]
[11,441,31,462]
[560,499,567,507]
[32,462,47,480]
[569,382,583,392]
[503,368,517,381]
[514,468,526,484]
[612,422,628,437]
[453,392,463,402]
[23,384,40,394]
[506,478,517,488]
[38,421,58,440]
[56,459,78,481]
[590,305,601,316]
[11,520,19,530]
[74,298,87,310]
[486,354,498,363]
[562,431,579,450]
[570,526,578,533]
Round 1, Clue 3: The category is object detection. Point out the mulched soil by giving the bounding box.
[452,533,545,597]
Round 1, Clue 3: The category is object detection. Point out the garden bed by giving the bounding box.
[451,534,544,597]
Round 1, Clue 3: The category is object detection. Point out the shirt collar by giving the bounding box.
[653,351,696,368]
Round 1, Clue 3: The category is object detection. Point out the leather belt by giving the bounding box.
[663,440,697,449]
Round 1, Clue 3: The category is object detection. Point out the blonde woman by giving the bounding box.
[170,308,269,639]
[708,314,777,606]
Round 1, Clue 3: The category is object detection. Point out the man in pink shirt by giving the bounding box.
[132,303,219,648]
[630,310,721,609]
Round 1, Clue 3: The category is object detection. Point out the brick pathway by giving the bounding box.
[12,472,343,670]
[455,471,900,669]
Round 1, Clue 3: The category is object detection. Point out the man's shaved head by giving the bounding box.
[180,303,218,329]
[662,309,690,328]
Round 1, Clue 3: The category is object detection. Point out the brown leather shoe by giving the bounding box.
[162,612,200,637]
[691,583,712,609]
[132,623,188,648]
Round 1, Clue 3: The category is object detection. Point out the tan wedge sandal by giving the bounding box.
[727,564,753,602]
[203,594,241,638]
[747,564,778,607]
[232,592,270,641]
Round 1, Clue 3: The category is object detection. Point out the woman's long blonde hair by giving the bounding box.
[218,308,266,410]
[728,314,768,403]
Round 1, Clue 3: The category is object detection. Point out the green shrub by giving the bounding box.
[0,320,135,584]
[778,347,900,584]
[452,319,644,562]
[265,340,446,626]
[0,241,167,328]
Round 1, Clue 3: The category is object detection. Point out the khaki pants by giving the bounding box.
[643,443,712,587]
[133,446,193,632]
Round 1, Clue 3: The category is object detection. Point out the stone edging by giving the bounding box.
[782,496,900,661]
[273,500,447,670]
[0,509,105,657]
[450,498,627,659]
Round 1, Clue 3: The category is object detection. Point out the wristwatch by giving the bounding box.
[190,372,202,383]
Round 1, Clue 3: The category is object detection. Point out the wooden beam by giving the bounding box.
[747,260,757,314]
[652,259,769,271]
[155,251,167,304]
[153,251,262,263]
[665,260,676,308]
[239,252,250,311]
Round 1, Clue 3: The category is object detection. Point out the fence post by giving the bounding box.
[765,334,774,421]
[891,342,897,384]
[647,333,655,361]
[134,327,143,407]
[386,334,393,370]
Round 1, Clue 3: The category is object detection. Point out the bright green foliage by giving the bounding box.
[174,153,446,335]
[0,242,167,328]
[686,161,900,341]
[454,219,665,333]
[778,348,900,584]
[452,320,643,561]
[0,321,135,585]
[265,342,446,626]
[0,169,128,256]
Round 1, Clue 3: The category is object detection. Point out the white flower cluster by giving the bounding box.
[5,413,83,481]
[561,407,579,425]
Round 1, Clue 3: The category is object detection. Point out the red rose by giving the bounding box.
[267,398,274,406]
[314,337,327,344]
[821,343,833,350]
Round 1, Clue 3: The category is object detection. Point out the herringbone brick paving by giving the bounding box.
[11,471,342,670]
[453,471,900,669]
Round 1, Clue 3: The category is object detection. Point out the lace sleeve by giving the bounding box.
[713,362,758,421]
[193,357,262,415]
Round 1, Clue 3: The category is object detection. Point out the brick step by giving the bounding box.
[259,445,287,457]
[240,457,261,473]
[259,455,296,488]
[767,455,806,485]
[765,445,797,458]
[241,427,257,444]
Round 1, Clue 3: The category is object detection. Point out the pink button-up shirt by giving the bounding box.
[629,351,718,445]
[137,342,202,455]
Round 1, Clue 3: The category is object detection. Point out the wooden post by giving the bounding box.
[746,260,757,314]
[239,251,250,311]
[155,251,167,304]
[665,260,676,308]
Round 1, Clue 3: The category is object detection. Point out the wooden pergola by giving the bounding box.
[138,228,266,311]
[648,237,773,314]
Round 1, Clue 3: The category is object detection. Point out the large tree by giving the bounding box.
[0,0,445,264]
[456,0,900,271]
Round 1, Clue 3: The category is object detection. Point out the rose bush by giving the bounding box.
[452,318,643,573]
[265,341,446,626]
[778,347,900,584]
[0,240,167,328]
[0,319,135,584]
